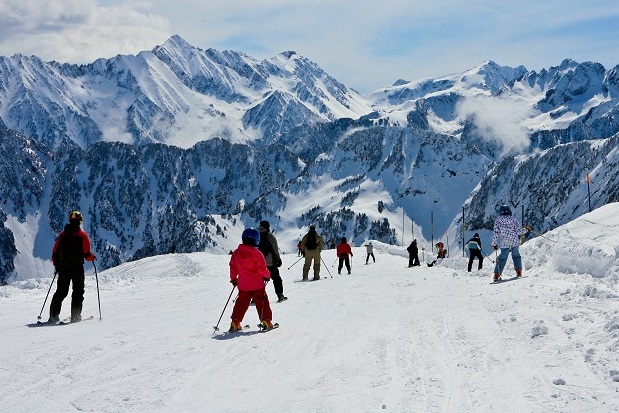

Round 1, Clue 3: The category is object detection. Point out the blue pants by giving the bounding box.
[494,247,522,275]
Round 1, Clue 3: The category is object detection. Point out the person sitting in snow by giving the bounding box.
[427,241,446,267]
[229,228,275,331]
[491,205,531,282]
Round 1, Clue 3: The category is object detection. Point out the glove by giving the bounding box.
[230,279,238,286]
[492,245,498,251]
[263,277,270,285]
[86,253,96,262]
[275,258,282,267]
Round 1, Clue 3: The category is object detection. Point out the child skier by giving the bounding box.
[229,228,275,331]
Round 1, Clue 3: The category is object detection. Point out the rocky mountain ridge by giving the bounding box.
[2,37,619,283]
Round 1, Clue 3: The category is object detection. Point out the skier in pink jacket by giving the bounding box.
[229,228,275,331]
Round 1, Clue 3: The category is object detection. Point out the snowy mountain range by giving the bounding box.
[2,35,619,283]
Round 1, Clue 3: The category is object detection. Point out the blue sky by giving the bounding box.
[1,0,618,93]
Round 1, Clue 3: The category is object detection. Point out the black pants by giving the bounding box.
[267,265,284,296]
[50,266,85,319]
[338,255,351,273]
[468,249,484,271]
[365,252,375,263]
[408,254,420,267]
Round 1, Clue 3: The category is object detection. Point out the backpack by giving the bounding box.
[467,241,479,250]
[258,233,273,257]
[305,231,317,250]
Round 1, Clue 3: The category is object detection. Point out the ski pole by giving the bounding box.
[93,261,102,320]
[259,280,269,328]
[287,256,303,270]
[320,256,333,278]
[331,256,338,267]
[213,285,236,332]
[37,271,57,321]
[480,248,495,264]
[527,227,557,243]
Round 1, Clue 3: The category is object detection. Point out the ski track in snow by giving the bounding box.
[1,242,619,412]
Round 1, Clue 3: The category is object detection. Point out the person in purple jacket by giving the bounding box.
[491,205,531,282]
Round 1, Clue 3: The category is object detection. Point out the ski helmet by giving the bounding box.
[499,205,512,216]
[69,210,83,222]
[241,228,260,246]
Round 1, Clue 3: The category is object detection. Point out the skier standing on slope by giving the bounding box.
[229,228,275,331]
[336,237,353,274]
[407,240,420,267]
[257,220,287,302]
[301,225,324,280]
[466,233,484,272]
[49,211,96,323]
[365,242,376,264]
[491,205,531,282]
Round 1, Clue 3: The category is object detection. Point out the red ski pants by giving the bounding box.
[231,288,272,324]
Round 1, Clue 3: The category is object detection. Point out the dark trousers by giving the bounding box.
[231,288,272,323]
[408,254,420,267]
[267,265,284,296]
[50,266,85,319]
[338,255,351,273]
[365,253,375,263]
[468,249,484,271]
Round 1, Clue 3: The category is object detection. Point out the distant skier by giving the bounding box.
[336,237,353,274]
[258,220,287,302]
[48,211,96,323]
[229,228,275,331]
[466,233,484,272]
[491,205,531,282]
[297,241,304,257]
[301,225,324,280]
[365,242,376,264]
[407,240,420,267]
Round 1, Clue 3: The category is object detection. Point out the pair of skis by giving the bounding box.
[29,315,95,327]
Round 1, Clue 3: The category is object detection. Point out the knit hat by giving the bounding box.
[259,220,270,230]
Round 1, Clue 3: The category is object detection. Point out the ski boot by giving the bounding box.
[260,320,274,331]
[229,321,243,332]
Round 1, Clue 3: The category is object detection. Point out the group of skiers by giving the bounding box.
[45,204,531,329]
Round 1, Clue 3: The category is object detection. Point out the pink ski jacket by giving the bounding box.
[229,244,271,291]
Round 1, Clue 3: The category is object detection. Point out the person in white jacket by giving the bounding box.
[365,242,375,264]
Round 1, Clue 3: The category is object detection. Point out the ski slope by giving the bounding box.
[2,204,619,413]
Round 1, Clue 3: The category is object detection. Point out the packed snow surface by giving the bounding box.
[2,204,619,413]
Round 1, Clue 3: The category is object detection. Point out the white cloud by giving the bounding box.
[0,0,618,92]
[456,95,535,154]
[0,0,170,62]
